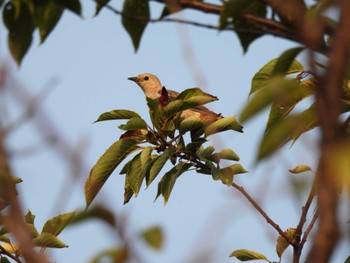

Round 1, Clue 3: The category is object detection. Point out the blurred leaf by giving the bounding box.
[289,165,312,174]
[0,235,10,243]
[205,116,243,136]
[90,247,129,263]
[72,205,115,227]
[0,243,19,254]
[122,0,149,51]
[345,256,350,263]
[230,249,268,261]
[265,78,315,132]
[272,47,305,75]
[119,117,148,130]
[218,148,240,161]
[34,232,67,248]
[95,110,141,122]
[220,0,267,52]
[85,139,140,208]
[94,0,110,16]
[156,162,192,204]
[28,1,63,43]
[257,107,317,161]
[197,145,215,159]
[250,58,304,95]
[24,210,35,224]
[276,228,295,258]
[1,255,11,263]
[329,140,350,192]
[141,226,163,250]
[147,146,176,186]
[55,0,81,15]
[240,78,300,123]
[3,1,34,65]
[42,211,76,236]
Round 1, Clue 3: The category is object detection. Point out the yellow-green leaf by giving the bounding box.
[85,139,140,208]
[42,211,76,236]
[119,117,148,130]
[34,232,67,248]
[95,110,141,122]
[205,116,243,136]
[141,226,163,250]
[90,247,129,263]
[276,228,295,258]
[71,205,115,227]
[230,249,269,261]
[289,165,312,174]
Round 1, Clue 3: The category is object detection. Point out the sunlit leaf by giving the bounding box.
[147,146,176,186]
[289,165,312,174]
[240,78,299,123]
[175,88,218,101]
[179,115,205,134]
[250,58,304,95]
[90,247,129,263]
[220,164,247,185]
[230,249,268,261]
[276,228,295,258]
[95,110,141,122]
[220,0,267,52]
[42,211,76,236]
[122,0,149,51]
[119,117,148,130]
[85,139,140,208]
[24,210,35,224]
[141,226,163,250]
[218,148,240,161]
[34,232,67,248]
[272,47,305,75]
[197,145,215,159]
[24,210,39,238]
[0,243,19,254]
[125,153,144,196]
[205,116,243,136]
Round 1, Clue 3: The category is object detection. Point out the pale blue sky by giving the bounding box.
[0,1,349,262]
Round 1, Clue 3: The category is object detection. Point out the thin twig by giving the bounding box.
[231,181,291,244]
[300,208,319,248]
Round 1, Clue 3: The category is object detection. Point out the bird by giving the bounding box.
[128,73,222,121]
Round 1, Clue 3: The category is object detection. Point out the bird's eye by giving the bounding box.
[144,76,149,80]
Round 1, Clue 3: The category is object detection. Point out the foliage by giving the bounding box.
[85,87,245,207]
[1,0,350,263]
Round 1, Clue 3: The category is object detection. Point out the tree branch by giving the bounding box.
[231,182,291,244]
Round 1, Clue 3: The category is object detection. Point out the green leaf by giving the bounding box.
[0,235,10,243]
[71,205,115,227]
[147,146,176,186]
[230,249,269,261]
[24,210,35,224]
[240,78,300,123]
[272,47,305,75]
[250,58,304,95]
[257,107,317,161]
[34,232,67,248]
[85,139,140,208]
[175,88,218,101]
[179,115,205,134]
[90,247,129,263]
[220,0,267,52]
[94,0,110,16]
[119,117,148,130]
[218,148,240,161]
[3,1,34,65]
[156,162,192,204]
[197,145,215,159]
[289,165,312,174]
[124,180,134,205]
[122,0,149,51]
[95,110,141,122]
[265,78,315,132]
[141,226,163,250]
[219,164,247,185]
[1,255,11,263]
[205,116,243,136]
[28,1,64,43]
[276,228,295,258]
[55,0,81,15]
[42,211,76,236]
[125,153,144,196]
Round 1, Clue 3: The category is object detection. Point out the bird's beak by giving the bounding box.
[128,76,138,82]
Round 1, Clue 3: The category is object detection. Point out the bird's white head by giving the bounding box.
[128,73,163,99]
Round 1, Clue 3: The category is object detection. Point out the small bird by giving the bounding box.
[128,73,222,120]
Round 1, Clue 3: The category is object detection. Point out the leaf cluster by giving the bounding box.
[85,87,245,207]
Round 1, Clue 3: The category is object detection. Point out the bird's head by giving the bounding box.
[128,73,163,99]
